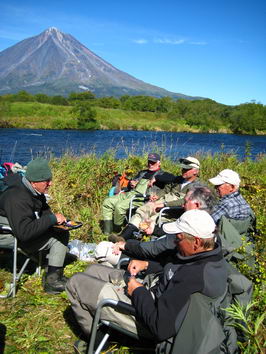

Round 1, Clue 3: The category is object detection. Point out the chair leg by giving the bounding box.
[0,239,42,298]
[12,238,18,297]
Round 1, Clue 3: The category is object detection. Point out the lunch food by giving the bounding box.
[139,221,150,230]
[53,220,83,230]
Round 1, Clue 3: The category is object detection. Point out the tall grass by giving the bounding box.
[0,152,265,353]
[1,101,230,133]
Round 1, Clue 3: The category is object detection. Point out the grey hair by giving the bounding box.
[182,232,215,250]
[187,186,217,213]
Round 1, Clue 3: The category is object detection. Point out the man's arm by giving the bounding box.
[114,235,176,260]
[130,265,204,341]
[3,193,57,242]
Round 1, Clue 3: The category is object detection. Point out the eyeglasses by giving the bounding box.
[179,159,192,165]
[148,160,157,164]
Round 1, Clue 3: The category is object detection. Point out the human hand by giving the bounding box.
[127,276,144,296]
[129,180,138,189]
[54,213,67,225]
[112,241,126,255]
[127,259,149,276]
[145,221,155,235]
[149,194,159,202]
[148,177,156,188]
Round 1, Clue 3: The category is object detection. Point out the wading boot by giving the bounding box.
[113,223,122,234]
[120,223,139,240]
[103,220,113,235]
[43,269,66,294]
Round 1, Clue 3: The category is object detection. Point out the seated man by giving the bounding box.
[209,169,253,224]
[209,169,255,263]
[102,153,174,235]
[0,158,69,294]
[66,210,228,352]
[117,156,202,240]
[113,185,217,259]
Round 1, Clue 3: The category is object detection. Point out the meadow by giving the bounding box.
[1,97,265,134]
[0,152,265,353]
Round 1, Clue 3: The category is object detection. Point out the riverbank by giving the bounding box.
[1,101,265,135]
[0,153,265,353]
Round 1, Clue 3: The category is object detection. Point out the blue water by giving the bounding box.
[0,128,265,165]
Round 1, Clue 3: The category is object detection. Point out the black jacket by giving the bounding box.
[0,174,57,248]
[127,241,228,342]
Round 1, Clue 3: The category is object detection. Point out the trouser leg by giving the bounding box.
[113,191,136,226]
[102,194,121,221]
[0,234,15,248]
[38,230,69,267]
[66,264,152,339]
[129,202,154,228]
[66,264,125,337]
[0,216,15,248]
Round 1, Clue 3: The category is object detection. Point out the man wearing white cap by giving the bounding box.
[66,210,227,352]
[116,156,202,241]
[209,169,252,224]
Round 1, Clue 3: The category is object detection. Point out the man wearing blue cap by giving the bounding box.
[0,158,69,294]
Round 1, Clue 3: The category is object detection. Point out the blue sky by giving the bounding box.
[0,0,265,105]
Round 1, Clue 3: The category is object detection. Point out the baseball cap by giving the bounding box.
[179,156,200,170]
[162,209,216,239]
[209,169,240,187]
[94,241,121,266]
[148,153,160,162]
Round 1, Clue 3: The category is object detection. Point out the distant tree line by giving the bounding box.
[0,90,265,134]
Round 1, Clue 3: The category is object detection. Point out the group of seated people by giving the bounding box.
[0,154,255,353]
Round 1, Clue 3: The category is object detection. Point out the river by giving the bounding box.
[0,128,265,165]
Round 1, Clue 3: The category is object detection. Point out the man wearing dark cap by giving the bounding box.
[102,153,172,235]
[0,158,69,294]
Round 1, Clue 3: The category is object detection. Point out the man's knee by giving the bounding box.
[65,272,84,299]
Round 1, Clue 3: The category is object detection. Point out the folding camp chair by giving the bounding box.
[158,206,184,227]
[87,291,228,354]
[87,298,155,354]
[0,225,42,298]
[127,193,149,221]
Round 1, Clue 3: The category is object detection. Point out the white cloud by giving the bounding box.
[189,41,207,45]
[133,39,148,44]
[154,38,185,45]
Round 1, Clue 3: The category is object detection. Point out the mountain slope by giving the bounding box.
[0,27,202,99]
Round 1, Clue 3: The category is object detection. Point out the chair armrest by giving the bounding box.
[158,206,183,227]
[128,193,147,220]
[116,257,130,269]
[88,298,136,354]
[0,225,13,234]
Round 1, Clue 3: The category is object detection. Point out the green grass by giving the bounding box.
[0,101,231,133]
[0,152,265,353]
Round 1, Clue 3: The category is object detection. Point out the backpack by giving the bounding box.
[156,263,253,354]
[218,214,257,267]
[109,172,131,196]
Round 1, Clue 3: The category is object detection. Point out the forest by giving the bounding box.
[0,90,265,134]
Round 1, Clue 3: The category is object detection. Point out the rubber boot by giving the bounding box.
[43,268,66,294]
[120,223,139,240]
[103,220,113,235]
[113,223,122,234]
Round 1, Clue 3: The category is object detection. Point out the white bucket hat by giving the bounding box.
[209,169,240,188]
[163,209,216,239]
[94,241,121,266]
